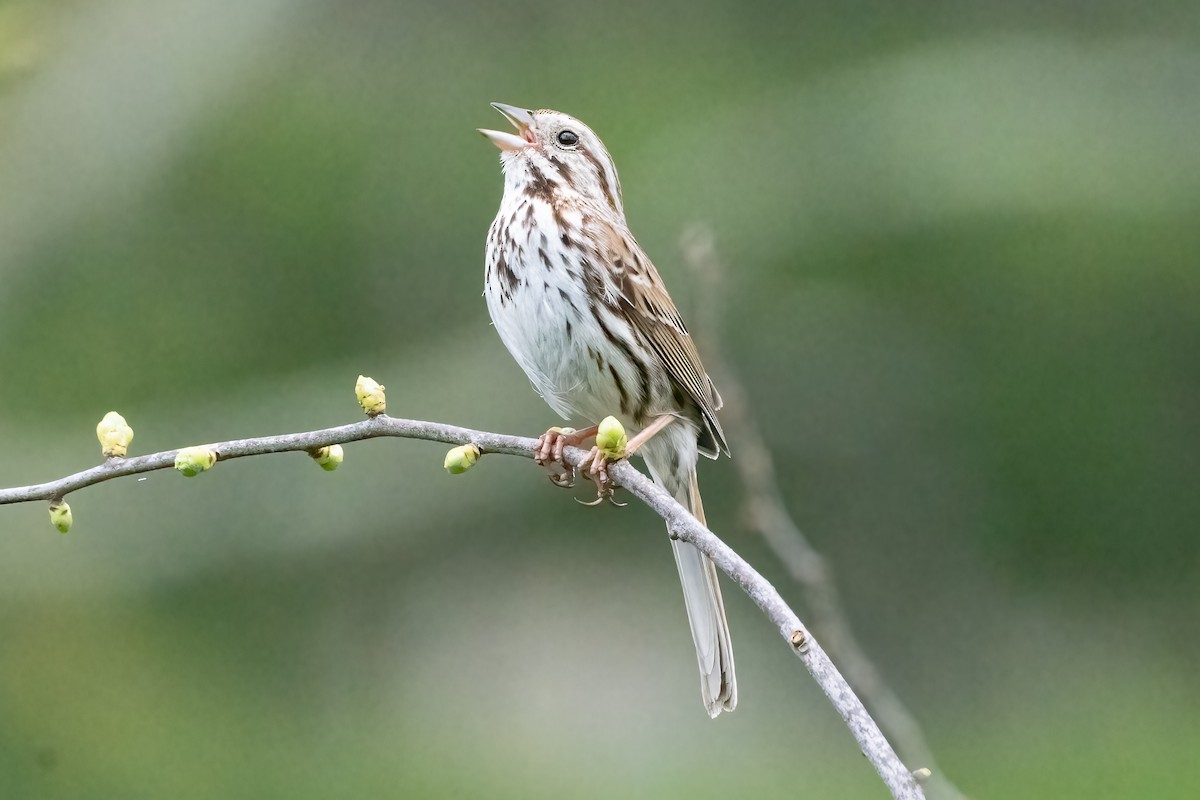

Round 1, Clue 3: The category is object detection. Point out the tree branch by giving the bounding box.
[0,413,925,799]
[0,417,527,504]
[682,225,964,799]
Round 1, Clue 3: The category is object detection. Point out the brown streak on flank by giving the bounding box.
[593,309,651,422]
[539,248,552,269]
[496,252,519,294]
[581,146,619,214]
[557,286,580,318]
[579,257,604,297]
[609,364,630,415]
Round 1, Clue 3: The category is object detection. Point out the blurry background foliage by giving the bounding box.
[1,0,1197,798]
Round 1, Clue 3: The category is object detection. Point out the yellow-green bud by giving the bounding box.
[174,446,217,477]
[355,375,387,416]
[444,444,480,475]
[49,500,72,533]
[596,416,627,460]
[96,411,134,458]
[311,444,344,471]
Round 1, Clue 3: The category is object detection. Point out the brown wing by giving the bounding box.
[591,217,728,458]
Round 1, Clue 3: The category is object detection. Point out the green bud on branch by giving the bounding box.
[444,444,480,475]
[96,411,134,458]
[355,375,387,416]
[49,500,72,533]
[596,416,627,460]
[310,444,344,471]
[174,446,217,477]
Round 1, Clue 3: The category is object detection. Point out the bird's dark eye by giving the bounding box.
[557,130,579,147]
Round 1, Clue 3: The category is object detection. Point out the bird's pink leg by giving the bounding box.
[535,424,599,488]
[624,414,676,457]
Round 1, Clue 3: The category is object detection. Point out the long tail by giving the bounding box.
[670,469,737,717]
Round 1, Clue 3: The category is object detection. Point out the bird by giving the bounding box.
[479,103,735,717]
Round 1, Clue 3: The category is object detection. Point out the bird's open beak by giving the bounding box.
[478,102,536,151]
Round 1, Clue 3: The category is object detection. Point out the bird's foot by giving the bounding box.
[574,446,626,507]
[534,425,598,489]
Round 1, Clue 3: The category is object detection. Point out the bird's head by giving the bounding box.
[479,102,624,217]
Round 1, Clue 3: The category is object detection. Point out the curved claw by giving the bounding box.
[575,445,621,506]
[546,464,576,488]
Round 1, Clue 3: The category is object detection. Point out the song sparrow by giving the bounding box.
[479,103,735,716]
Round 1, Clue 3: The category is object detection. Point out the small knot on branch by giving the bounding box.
[790,629,809,652]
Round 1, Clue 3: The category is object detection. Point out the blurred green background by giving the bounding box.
[1,0,1198,797]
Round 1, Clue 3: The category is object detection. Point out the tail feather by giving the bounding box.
[670,471,737,717]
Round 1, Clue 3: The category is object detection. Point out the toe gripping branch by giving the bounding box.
[533,415,673,507]
[533,423,623,505]
[574,445,623,506]
[535,425,594,489]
